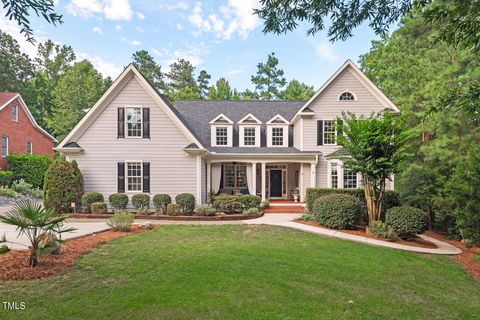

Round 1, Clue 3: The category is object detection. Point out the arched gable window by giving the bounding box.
[339,91,355,101]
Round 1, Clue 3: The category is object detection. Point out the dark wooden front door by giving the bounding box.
[270,170,282,197]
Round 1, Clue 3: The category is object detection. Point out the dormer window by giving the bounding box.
[339,91,355,101]
[244,127,256,146]
[266,115,289,147]
[272,127,284,146]
[210,114,233,147]
[238,113,261,147]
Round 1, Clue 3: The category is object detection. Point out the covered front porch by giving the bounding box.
[204,154,319,202]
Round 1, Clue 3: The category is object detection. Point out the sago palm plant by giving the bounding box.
[0,200,76,267]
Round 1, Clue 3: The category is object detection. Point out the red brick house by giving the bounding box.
[0,92,57,169]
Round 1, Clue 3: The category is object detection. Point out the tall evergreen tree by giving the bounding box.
[132,50,166,91]
[251,52,286,100]
[167,58,200,102]
[197,70,211,98]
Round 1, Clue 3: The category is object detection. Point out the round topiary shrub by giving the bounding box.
[385,206,428,240]
[312,194,361,229]
[108,193,129,212]
[153,194,171,214]
[91,202,107,214]
[132,193,150,214]
[175,193,195,215]
[82,192,104,213]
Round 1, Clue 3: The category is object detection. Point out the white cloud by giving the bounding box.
[115,24,122,31]
[0,15,45,57]
[136,12,145,20]
[315,41,338,62]
[188,0,260,40]
[136,26,144,33]
[77,52,122,78]
[160,1,189,11]
[92,26,103,35]
[176,23,184,30]
[153,42,209,68]
[121,37,142,46]
[66,0,133,21]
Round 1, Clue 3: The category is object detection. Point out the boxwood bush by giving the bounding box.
[385,206,428,240]
[312,194,362,229]
[132,193,150,214]
[195,204,217,216]
[91,202,107,214]
[368,220,398,240]
[213,194,243,214]
[82,192,104,213]
[153,194,171,214]
[175,193,195,215]
[6,153,53,188]
[239,195,261,209]
[109,193,129,212]
[166,203,182,216]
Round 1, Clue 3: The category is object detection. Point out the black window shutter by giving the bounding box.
[142,108,150,138]
[142,162,150,193]
[317,120,324,145]
[117,162,125,193]
[118,108,125,138]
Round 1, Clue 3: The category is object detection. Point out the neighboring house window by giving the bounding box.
[126,162,142,191]
[126,107,142,137]
[224,164,247,188]
[331,163,338,188]
[1,136,8,157]
[216,127,228,146]
[272,127,284,146]
[244,127,256,146]
[27,141,32,155]
[323,120,336,145]
[343,170,357,189]
[339,91,355,101]
[12,105,18,121]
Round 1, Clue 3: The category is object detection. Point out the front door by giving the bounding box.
[269,170,283,197]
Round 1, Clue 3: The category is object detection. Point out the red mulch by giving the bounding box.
[0,226,152,281]
[424,231,480,282]
[294,219,437,249]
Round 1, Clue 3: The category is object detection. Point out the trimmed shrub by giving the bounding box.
[153,194,171,214]
[175,193,195,215]
[0,170,13,187]
[43,160,84,213]
[91,202,107,214]
[108,193,129,212]
[195,205,217,216]
[166,204,182,216]
[0,187,16,197]
[132,193,150,214]
[385,206,428,240]
[260,199,270,209]
[239,195,261,209]
[107,210,134,231]
[213,194,242,214]
[81,192,104,213]
[368,220,398,240]
[6,153,53,188]
[312,194,361,229]
[242,207,259,215]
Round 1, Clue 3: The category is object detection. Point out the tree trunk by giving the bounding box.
[364,176,385,224]
[29,253,38,267]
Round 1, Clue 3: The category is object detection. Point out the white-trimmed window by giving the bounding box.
[331,163,338,188]
[328,160,361,189]
[324,120,336,145]
[224,164,247,188]
[11,105,18,122]
[27,141,32,155]
[339,91,355,101]
[126,162,142,191]
[272,127,284,146]
[343,170,358,189]
[1,136,8,158]
[126,107,142,137]
[244,127,256,146]
[216,127,228,146]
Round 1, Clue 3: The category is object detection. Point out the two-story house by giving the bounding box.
[0,92,57,169]
[56,60,398,206]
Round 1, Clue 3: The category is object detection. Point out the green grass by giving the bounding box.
[1,225,479,319]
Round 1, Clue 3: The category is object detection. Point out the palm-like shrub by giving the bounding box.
[0,200,75,267]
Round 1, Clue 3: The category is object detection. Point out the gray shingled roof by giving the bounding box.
[174,100,306,152]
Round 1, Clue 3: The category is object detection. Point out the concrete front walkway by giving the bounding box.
[244,214,462,255]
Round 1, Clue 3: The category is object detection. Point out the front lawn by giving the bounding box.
[1,225,479,319]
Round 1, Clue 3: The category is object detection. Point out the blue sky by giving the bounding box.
[0,0,396,91]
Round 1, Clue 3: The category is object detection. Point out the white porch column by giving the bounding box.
[261,162,266,202]
[251,162,257,196]
[206,161,211,196]
[300,163,304,202]
[310,162,317,188]
[196,155,202,205]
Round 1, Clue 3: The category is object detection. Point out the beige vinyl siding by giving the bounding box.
[293,120,302,150]
[69,76,197,207]
[201,159,207,203]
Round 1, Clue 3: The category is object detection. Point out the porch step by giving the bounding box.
[264,206,306,214]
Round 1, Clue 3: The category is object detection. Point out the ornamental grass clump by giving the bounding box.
[107,211,135,232]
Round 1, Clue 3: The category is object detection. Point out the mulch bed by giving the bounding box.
[294,219,437,249]
[0,226,152,281]
[424,231,480,282]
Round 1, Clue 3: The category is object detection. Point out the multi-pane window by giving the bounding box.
[216,127,228,145]
[1,136,8,158]
[343,170,358,189]
[127,162,142,191]
[244,127,256,146]
[339,91,355,101]
[224,165,247,188]
[12,105,18,121]
[126,107,142,137]
[324,120,336,145]
[331,163,338,188]
[27,141,32,155]
[272,127,284,146]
